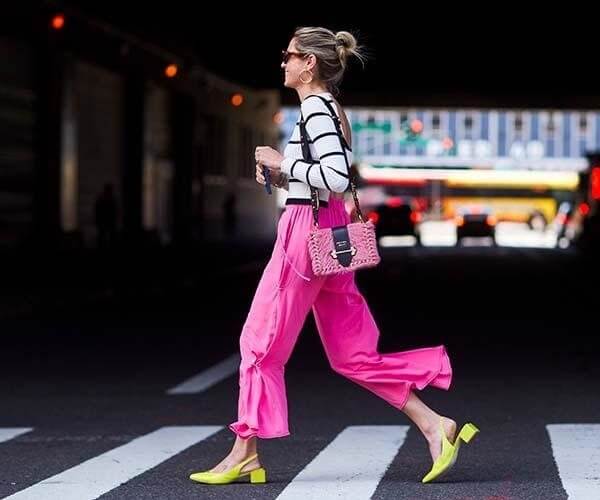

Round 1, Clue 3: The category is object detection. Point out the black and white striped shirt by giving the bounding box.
[280,92,353,204]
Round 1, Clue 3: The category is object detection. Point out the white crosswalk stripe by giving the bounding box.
[0,428,33,443]
[4,423,600,498]
[4,425,222,500]
[166,353,240,394]
[275,425,409,500]
[547,424,600,500]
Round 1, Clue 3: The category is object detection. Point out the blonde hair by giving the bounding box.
[293,27,366,95]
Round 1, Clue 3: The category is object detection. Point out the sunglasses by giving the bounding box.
[281,49,307,64]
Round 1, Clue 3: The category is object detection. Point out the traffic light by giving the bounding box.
[400,118,423,142]
[442,137,454,150]
[410,119,423,135]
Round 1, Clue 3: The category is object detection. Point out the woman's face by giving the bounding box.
[281,38,309,89]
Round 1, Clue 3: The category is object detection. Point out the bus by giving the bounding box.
[357,163,579,229]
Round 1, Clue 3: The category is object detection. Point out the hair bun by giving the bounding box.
[335,31,361,70]
[335,31,357,51]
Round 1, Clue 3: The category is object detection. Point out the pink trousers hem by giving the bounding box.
[394,344,453,411]
[228,423,290,440]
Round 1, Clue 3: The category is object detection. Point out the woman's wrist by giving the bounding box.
[272,172,288,189]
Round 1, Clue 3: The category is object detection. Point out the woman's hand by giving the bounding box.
[255,163,284,186]
[255,146,283,174]
[255,163,266,185]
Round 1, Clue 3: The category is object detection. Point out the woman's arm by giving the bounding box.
[273,172,289,190]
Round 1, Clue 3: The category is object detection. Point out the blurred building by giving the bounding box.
[0,6,280,250]
[281,107,599,171]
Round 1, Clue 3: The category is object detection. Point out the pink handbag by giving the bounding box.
[307,185,381,276]
[299,96,381,276]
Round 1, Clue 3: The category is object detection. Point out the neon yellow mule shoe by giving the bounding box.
[421,418,479,483]
[189,453,267,485]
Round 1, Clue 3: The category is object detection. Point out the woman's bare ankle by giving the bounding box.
[231,436,258,459]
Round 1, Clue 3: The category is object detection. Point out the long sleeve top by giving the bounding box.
[280,92,353,204]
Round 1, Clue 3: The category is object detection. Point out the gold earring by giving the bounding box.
[299,69,313,84]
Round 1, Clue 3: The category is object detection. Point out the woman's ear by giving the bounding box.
[306,53,317,71]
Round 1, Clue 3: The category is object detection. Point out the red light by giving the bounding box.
[591,167,600,200]
[231,93,244,107]
[456,215,464,226]
[386,196,403,208]
[51,14,65,30]
[367,211,380,224]
[579,202,590,216]
[410,211,422,223]
[164,64,178,78]
[410,119,423,134]
[442,137,454,150]
[487,215,497,226]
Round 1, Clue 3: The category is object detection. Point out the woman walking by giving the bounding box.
[189,26,479,486]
